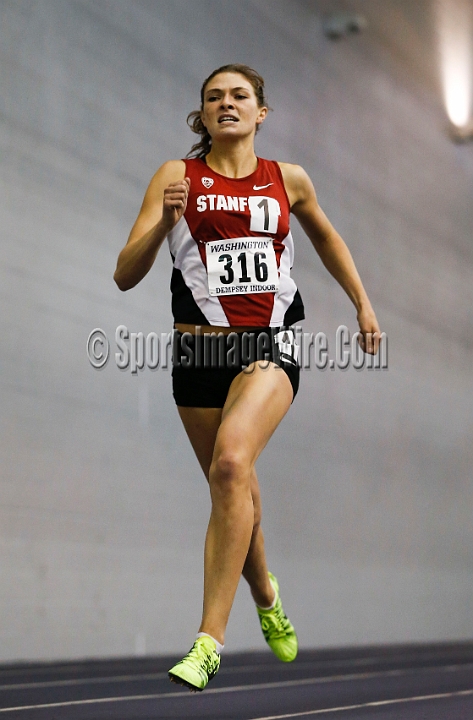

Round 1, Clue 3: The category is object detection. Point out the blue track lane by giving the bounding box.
[0,643,472,719]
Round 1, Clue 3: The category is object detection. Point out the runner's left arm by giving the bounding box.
[278,162,380,354]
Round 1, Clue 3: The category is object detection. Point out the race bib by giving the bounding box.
[205,237,279,296]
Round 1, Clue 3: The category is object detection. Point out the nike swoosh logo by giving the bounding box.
[253,183,273,191]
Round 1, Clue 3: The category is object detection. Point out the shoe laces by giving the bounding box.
[260,600,292,639]
[182,640,219,675]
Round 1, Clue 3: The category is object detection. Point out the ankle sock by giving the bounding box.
[256,579,277,611]
[196,632,224,654]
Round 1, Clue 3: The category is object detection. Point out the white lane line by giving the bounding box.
[0,662,398,692]
[248,688,473,719]
[0,661,387,692]
[0,663,473,713]
[1,659,473,693]
[0,673,168,692]
[0,656,388,692]
[1,650,472,686]
[1,650,469,680]
[0,660,384,687]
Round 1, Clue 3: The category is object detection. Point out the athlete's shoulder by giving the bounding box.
[136,160,187,213]
[276,162,315,208]
[277,161,310,184]
[149,159,186,187]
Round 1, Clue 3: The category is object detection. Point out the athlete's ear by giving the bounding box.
[256,106,268,127]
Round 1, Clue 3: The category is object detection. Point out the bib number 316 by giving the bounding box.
[206,238,279,296]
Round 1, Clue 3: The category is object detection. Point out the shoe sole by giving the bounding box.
[168,672,203,692]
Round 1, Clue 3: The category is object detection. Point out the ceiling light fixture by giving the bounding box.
[436,0,473,141]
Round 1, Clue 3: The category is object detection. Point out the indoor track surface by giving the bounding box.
[0,642,472,719]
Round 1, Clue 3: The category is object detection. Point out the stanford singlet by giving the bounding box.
[167,157,305,327]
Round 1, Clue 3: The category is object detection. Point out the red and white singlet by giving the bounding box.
[167,157,305,327]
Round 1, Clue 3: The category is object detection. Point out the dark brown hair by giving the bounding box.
[186,64,269,159]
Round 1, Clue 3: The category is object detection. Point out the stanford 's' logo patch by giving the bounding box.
[201,176,214,189]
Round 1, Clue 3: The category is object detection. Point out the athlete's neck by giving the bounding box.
[205,143,258,179]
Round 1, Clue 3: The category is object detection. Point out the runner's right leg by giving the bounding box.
[194,361,293,644]
[170,365,296,689]
[177,406,275,608]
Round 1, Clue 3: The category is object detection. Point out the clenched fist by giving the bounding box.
[161,177,191,231]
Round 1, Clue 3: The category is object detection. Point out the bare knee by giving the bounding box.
[209,449,251,497]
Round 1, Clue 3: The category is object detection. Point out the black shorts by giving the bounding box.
[172,327,300,408]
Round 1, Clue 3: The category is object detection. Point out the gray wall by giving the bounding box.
[1,0,472,661]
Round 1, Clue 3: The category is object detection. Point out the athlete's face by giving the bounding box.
[201,72,267,141]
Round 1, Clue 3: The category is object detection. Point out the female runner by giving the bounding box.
[114,64,380,692]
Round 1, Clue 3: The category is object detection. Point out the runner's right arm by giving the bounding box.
[113,160,188,290]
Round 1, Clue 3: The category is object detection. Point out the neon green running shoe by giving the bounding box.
[168,636,221,692]
[256,571,298,662]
